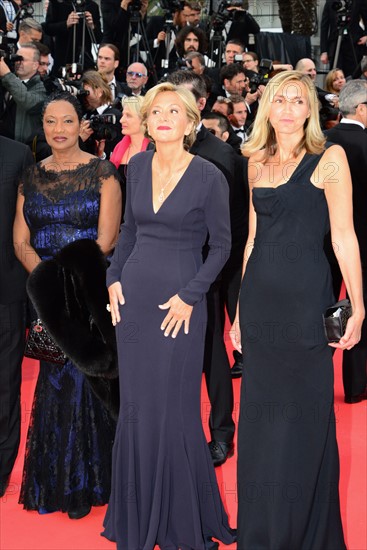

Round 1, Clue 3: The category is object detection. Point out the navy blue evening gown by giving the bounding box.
[19,159,118,513]
[103,151,236,550]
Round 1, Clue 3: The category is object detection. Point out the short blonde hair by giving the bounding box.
[141,82,200,149]
[122,95,145,133]
[324,68,344,94]
[243,70,325,161]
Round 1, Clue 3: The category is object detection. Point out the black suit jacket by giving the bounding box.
[190,125,234,189]
[325,123,367,261]
[0,136,34,304]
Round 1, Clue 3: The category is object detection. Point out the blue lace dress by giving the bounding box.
[19,158,118,513]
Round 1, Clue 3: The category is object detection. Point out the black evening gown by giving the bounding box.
[103,151,236,550]
[19,159,118,513]
[238,152,346,549]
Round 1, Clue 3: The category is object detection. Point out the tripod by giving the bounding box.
[126,9,157,84]
[70,7,98,71]
[208,29,226,68]
[333,25,358,71]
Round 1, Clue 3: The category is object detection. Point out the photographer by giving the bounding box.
[79,70,122,159]
[145,1,191,78]
[43,0,102,75]
[0,43,46,143]
[320,0,367,77]
[101,0,148,72]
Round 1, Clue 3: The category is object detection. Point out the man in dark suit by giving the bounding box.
[325,79,367,403]
[320,0,367,76]
[0,136,34,497]
[168,71,239,466]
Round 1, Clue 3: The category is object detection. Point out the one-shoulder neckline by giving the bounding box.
[252,151,309,191]
[38,157,99,175]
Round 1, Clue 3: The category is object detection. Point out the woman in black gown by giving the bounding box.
[231,71,365,549]
[102,82,236,549]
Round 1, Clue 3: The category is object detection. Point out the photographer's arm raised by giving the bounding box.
[0,70,46,111]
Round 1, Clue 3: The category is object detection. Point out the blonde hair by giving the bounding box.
[141,82,200,149]
[122,95,145,133]
[81,70,112,105]
[324,68,344,94]
[242,70,325,162]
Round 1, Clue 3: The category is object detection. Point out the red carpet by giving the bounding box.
[1,349,366,550]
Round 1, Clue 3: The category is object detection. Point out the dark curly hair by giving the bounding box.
[175,26,208,58]
[42,91,83,121]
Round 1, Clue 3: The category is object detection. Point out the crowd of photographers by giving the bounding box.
[0,0,367,160]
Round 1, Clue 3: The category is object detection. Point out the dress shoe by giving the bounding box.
[344,389,367,404]
[231,350,243,378]
[68,504,91,520]
[208,440,234,467]
[0,476,10,498]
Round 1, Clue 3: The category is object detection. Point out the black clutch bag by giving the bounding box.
[24,319,67,365]
[322,299,352,343]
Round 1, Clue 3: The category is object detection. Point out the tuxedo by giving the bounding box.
[325,123,367,398]
[0,137,34,489]
[190,126,236,444]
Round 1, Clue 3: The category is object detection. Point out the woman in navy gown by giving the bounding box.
[231,71,365,549]
[14,92,121,519]
[103,82,236,549]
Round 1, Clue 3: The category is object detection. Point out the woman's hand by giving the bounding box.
[108,281,125,326]
[230,315,242,353]
[79,120,93,142]
[329,312,364,350]
[159,294,193,338]
[96,139,106,159]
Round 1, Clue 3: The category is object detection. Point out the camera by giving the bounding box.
[0,49,24,70]
[160,0,185,13]
[332,0,353,29]
[73,0,86,12]
[17,0,42,18]
[247,59,273,94]
[88,113,118,141]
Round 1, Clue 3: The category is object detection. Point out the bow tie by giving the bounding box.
[234,127,244,134]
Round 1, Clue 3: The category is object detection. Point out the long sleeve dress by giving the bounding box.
[102,150,236,550]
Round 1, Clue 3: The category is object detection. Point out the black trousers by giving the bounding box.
[0,301,26,481]
[203,281,235,444]
[343,264,367,398]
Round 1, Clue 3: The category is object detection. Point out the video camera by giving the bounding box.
[332,0,353,29]
[87,113,118,141]
[17,0,42,19]
[247,59,273,94]
[210,0,244,32]
[160,0,185,14]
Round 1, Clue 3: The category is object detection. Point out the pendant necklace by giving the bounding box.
[157,172,176,203]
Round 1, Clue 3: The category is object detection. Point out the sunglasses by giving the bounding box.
[126,71,147,78]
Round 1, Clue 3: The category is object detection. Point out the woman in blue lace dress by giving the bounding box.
[14,92,121,519]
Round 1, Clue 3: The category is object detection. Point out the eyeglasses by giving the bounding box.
[216,96,232,104]
[39,62,51,67]
[126,71,147,78]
